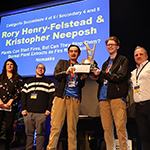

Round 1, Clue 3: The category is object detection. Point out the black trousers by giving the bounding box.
[0,110,16,150]
[135,103,150,150]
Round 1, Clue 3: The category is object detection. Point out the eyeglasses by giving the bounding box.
[37,67,45,70]
[106,44,117,47]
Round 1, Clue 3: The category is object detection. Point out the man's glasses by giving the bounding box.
[106,44,117,47]
[37,67,45,70]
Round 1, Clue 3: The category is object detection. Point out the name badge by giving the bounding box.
[134,85,140,93]
[68,81,76,87]
[30,93,37,99]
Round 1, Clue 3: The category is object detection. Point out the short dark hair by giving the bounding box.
[105,36,120,46]
[68,44,81,54]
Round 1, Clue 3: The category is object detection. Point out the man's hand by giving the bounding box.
[91,68,101,76]
[89,68,101,80]
[66,66,76,75]
[21,110,28,116]
[45,110,50,116]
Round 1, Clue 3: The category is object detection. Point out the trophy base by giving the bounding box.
[82,59,96,71]
[74,64,91,73]
[82,59,94,65]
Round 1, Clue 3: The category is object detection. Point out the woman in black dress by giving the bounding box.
[0,59,22,150]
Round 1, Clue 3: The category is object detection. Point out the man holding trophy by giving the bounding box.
[47,44,87,150]
[91,36,129,150]
[73,41,97,73]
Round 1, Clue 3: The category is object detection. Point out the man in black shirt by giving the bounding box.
[47,45,86,150]
[21,63,55,150]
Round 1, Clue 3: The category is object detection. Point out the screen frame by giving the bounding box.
[0,0,109,77]
[0,0,84,17]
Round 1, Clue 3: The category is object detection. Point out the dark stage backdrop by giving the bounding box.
[110,0,150,71]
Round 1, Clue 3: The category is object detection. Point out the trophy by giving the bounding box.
[82,42,96,70]
[74,42,96,73]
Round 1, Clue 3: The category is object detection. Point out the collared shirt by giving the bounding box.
[131,60,150,102]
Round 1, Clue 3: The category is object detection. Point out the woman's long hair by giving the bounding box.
[0,59,19,80]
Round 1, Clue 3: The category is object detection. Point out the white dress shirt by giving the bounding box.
[131,60,150,102]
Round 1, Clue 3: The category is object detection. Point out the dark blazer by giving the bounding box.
[54,59,85,101]
[97,54,129,100]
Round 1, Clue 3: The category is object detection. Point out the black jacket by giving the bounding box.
[0,75,22,110]
[54,59,85,101]
[97,54,129,100]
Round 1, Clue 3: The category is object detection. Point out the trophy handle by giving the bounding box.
[83,42,96,60]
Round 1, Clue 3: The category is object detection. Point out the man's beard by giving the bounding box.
[37,73,44,76]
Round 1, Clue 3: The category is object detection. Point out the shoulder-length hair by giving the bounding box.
[0,59,19,81]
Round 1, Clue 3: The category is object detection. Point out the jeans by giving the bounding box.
[23,112,47,150]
